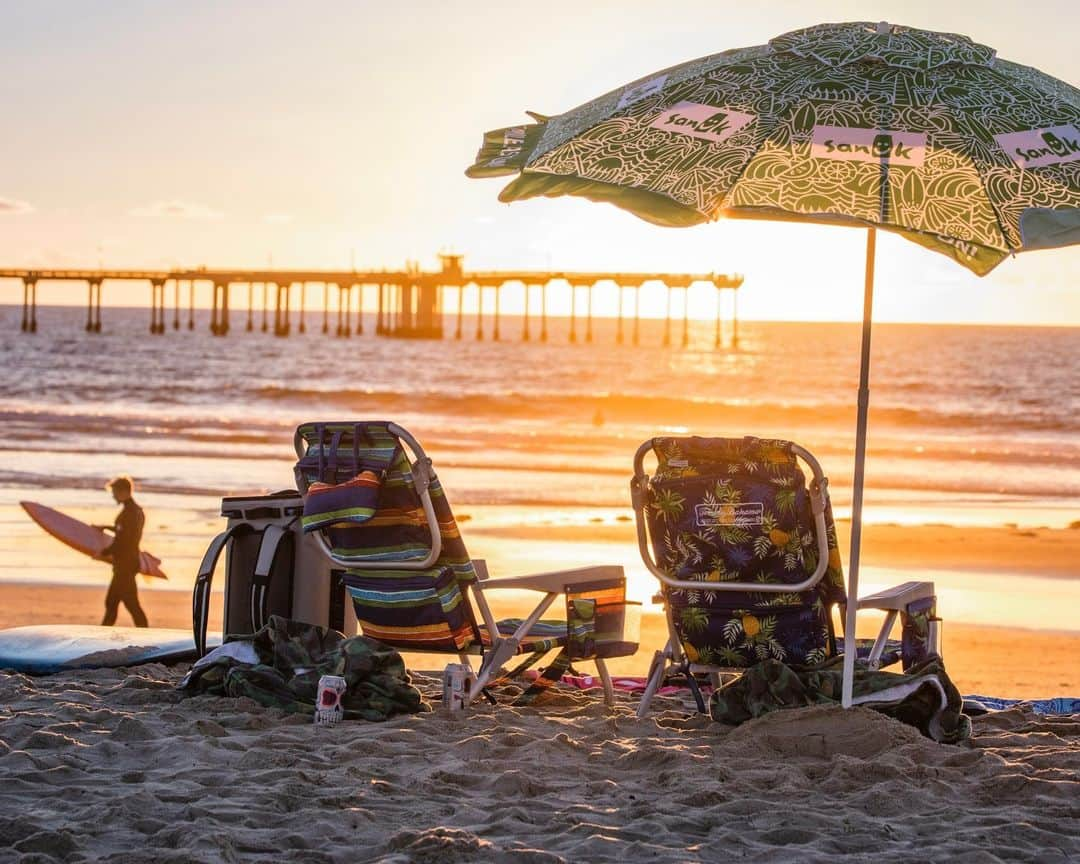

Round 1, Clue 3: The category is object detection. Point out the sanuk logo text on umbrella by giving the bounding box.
[993,125,1080,169]
[811,126,927,167]
[649,101,756,144]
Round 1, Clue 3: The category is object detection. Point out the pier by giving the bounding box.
[1,255,744,347]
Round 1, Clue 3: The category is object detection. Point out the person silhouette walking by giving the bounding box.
[99,475,149,627]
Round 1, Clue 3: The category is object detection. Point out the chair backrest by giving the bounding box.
[295,421,480,651]
[637,436,846,667]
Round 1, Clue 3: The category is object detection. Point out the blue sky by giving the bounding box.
[1,1,1077,323]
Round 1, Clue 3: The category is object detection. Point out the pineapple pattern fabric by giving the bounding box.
[643,437,847,668]
[468,21,1080,276]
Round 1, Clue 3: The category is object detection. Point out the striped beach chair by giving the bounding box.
[631,436,941,717]
[294,421,630,707]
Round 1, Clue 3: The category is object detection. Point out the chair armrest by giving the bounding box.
[478,565,624,594]
[857,580,935,611]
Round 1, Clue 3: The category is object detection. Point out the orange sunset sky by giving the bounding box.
[1,1,1077,324]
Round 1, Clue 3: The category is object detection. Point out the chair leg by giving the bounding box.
[684,667,707,715]
[636,646,670,719]
[868,609,899,670]
[595,657,615,708]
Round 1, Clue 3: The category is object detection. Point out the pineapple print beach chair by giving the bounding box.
[631,436,940,718]
[294,420,634,707]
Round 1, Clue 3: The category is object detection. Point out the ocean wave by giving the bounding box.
[247,385,1079,436]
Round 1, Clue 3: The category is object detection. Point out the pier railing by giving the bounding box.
[1,254,744,347]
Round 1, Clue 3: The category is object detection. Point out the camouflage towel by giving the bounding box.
[179,616,428,721]
[709,656,970,743]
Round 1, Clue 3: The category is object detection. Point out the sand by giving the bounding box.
[1,662,1077,863]
[2,519,1078,861]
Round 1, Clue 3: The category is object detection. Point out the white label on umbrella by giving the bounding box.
[486,127,526,168]
[617,75,668,111]
[650,101,756,144]
[993,125,1080,169]
[811,126,927,167]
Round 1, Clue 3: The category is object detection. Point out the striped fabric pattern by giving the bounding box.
[478,619,565,654]
[343,566,476,651]
[301,469,382,532]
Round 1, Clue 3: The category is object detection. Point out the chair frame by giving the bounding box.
[295,421,620,707]
[630,437,934,717]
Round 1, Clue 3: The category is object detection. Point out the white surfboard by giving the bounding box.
[0,625,221,674]
[20,500,168,580]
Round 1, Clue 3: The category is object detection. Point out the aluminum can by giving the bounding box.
[314,674,348,726]
[442,663,469,714]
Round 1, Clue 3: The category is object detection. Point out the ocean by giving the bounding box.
[2,305,1077,524]
[2,304,1078,631]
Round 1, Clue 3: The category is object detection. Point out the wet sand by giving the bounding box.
[2,582,1077,699]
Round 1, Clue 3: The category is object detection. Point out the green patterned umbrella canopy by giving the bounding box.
[467,21,1080,275]
[466,21,1080,710]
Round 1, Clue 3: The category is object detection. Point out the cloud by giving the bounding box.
[130,200,224,221]
[263,211,293,224]
[0,197,33,215]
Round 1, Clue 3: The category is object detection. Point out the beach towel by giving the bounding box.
[962,695,1080,716]
[709,656,971,744]
[178,616,427,721]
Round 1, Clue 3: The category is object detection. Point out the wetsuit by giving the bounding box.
[101,498,148,627]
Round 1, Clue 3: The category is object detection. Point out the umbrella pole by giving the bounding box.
[842,226,876,708]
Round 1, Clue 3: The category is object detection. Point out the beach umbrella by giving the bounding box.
[465,21,1080,707]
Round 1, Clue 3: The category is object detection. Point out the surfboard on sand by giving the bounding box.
[20,500,168,580]
[0,625,221,674]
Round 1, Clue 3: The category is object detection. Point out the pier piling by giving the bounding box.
[21,278,38,333]
[522,284,531,341]
[150,279,166,333]
[715,287,723,348]
[731,290,739,349]
[475,285,485,341]
[586,284,594,343]
[274,283,292,337]
[455,285,464,340]
[85,281,102,332]
[569,284,578,343]
[209,282,230,336]
[540,283,548,342]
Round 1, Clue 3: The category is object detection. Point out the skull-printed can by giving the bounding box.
[442,663,469,714]
[314,674,348,726]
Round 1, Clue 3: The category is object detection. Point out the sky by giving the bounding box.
[0,0,1077,324]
